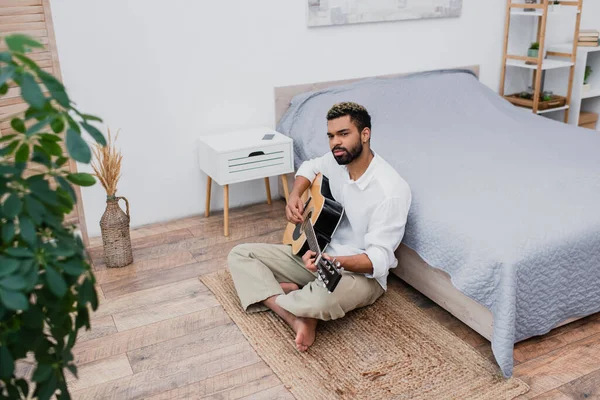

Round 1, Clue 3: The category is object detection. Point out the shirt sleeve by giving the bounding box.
[363,194,412,280]
[295,153,331,183]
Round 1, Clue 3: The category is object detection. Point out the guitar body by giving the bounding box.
[282,173,344,257]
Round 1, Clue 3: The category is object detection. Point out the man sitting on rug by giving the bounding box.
[228,102,412,352]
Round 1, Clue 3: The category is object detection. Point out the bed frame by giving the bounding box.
[273,66,582,343]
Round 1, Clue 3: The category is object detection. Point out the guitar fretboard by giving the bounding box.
[302,218,321,257]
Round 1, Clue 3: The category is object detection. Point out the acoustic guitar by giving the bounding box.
[282,173,344,292]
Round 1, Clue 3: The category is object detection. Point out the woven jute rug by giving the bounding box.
[200,269,529,400]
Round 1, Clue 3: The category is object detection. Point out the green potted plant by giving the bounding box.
[0,34,104,399]
[528,42,540,58]
[583,65,593,92]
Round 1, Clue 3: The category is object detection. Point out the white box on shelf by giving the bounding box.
[197,127,294,236]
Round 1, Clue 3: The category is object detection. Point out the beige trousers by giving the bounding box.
[227,243,384,321]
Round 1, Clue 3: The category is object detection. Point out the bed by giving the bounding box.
[273,66,600,378]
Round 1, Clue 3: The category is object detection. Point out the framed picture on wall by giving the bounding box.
[307,0,462,27]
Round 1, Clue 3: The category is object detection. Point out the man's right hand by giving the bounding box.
[286,194,304,224]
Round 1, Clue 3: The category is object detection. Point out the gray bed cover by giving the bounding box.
[276,70,600,377]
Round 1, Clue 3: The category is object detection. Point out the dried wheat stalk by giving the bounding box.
[91,128,122,197]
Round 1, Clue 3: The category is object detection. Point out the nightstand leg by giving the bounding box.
[281,174,290,203]
[264,177,272,205]
[205,176,212,217]
[224,184,229,237]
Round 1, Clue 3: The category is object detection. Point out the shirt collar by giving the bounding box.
[345,151,378,191]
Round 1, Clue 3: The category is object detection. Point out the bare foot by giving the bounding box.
[280,282,299,294]
[262,295,317,352]
[292,317,318,352]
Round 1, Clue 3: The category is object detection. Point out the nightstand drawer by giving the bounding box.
[222,143,292,184]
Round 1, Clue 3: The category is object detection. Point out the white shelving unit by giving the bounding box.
[499,0,583,121]
[537,104,570,114]
[505,59,574,70]
[547,43,600,130]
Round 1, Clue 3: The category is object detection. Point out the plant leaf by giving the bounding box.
[66,363,78,380]
[80,113,103,122]
[0,257,19,278]
[0,140,19,156]
[26,118,50,137]
[2,220,15,243]
[57,259,84,276]
[66,173,95,187]
[0,164,19,175]
[38,70,69,108]
[39,139,62,157]
[55,156,68,168]
[32,363,53,383]
[45,265,67,297]
[16,378,29,398]
[19,215,36,247]
[56,176,77,203]
[5,34,44,53]
[50,117,65,134]
[5,247,34,258]
[3,193,22,218]
[66,128,91,163]
[39,133,61,142]
[20,73,46,109]
[0,287,29,311]
[24,195,46,225]
[0,274,27,291]
[14,53,39,71]
[22,304,44,329]
[32,145,51,168]
[81,122,106,146]
[65,114,80,134]
[0,65,15,86]
[15,143,30,163]
[0,52,12,63]
[0,134,17,143]
[10,118,26,133]
[0,345,15,379]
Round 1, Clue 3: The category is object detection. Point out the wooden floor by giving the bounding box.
[40,200,600,399]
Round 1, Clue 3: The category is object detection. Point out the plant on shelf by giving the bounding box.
[0,34,105,399]
[584,66,593,84]
[528,42,540,58]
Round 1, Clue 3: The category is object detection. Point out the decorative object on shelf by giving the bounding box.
[583,65,593,92]
[306,0,462,27]
[551,0,561,12]
[579,30,599,47]
[527,42,540,64]
[524,0,537,12]
[505,92,567,111]
[91,128,133,268]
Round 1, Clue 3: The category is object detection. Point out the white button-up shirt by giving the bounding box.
[295,151,412,291]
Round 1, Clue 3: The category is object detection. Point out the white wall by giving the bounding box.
[48,0,599,238]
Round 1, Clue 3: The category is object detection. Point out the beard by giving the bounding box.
[332,140,363,165]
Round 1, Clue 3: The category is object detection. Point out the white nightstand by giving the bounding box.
[197,127,294,236]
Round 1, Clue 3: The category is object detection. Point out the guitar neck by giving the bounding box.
[302,219,321,258]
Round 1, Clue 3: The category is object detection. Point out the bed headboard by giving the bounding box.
[274,65,480,126]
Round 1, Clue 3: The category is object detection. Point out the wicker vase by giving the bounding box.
[100,196,133,268]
